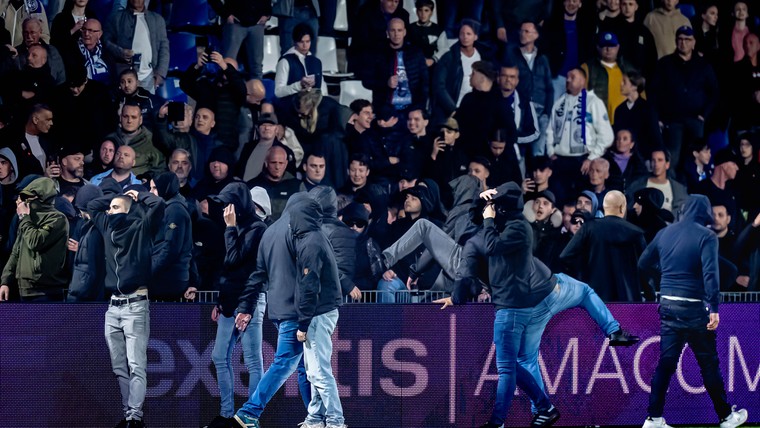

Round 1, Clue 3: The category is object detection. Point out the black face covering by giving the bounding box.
[109,213,129,229]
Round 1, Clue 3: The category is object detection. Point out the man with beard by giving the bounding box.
[168,148,195,198]
[54,146,87,197]
[90,145,142,188]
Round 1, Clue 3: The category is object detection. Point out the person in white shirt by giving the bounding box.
[274,23,322,99]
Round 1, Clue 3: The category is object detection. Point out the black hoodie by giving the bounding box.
[479,182,556,309]
[151,173,193,300]
[88,190,165,296]
[308,186,357,296]
[289,195,342,331]
[68,184,106,302]
[212,182,267,316]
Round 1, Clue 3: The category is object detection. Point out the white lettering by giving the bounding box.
[475,344,497,396]
[540,337,579,394]
[333,327,352,397]
[146,339,175,397]
[676,344,706,394]
[177,339,217,396]
[634,336,660,393]
[586,340,629,394]
[358,340,373,396]
[379,339,428,396]
[729,336,760,392]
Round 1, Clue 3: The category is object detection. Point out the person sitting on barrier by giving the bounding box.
[202,182,269,428]
[432,183,639,427]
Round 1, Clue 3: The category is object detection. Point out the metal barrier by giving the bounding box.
[177,290,760,304]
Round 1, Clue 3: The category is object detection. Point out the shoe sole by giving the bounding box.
[610,339,641,347]
[233,415,257,428]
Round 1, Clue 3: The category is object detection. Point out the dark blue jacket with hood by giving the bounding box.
[639,194,721,312]
[289,195,342,331]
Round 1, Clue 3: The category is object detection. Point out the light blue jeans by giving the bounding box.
[303,309,344,426]
[236,319,310,419]
[520,273,620,412]
[105,298,150,421]
[212,293,266,418]
[222,22,265,79]
[377,277,408,303]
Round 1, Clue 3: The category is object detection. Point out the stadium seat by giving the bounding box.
[157,77,188,102]
[89,0,113,22]
[169,0,210,27]
[168,32,198,71]
[339,80,372,107]
[317,36,339,74]
[677,3,696,19]
[263,35,281,75]
[262,78,276,104]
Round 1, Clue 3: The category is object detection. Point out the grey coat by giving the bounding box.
[102,8,170,78]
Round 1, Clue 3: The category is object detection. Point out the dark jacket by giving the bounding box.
[478,182,556,309]
[237,194,304,319]
[349,1,409,78]
[356,123,415,181]
[456,87,507,157]
[88,185,165,296]
[603,149,649,194]
[67,184,106,302]
[309,186,356,296]
[364,41,429,111]
[543,11,595,77]
[151,173,193,299]
[613,97,663,160]
[598,15,658,79]
[213,182,267,316]
[102,7,170,78]
[290,195,342,331]
[432,41,494,121]
[639,195,721,312]
[504,43,554,110]
[443,175,480,244]
[649,53,719,123]
[247,172,305,221]
[560,214,648,302]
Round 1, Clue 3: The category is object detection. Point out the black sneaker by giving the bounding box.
[608,329,640,346]
[203,415,236,428]
[531,406,561,427]
[125,420,146,428]
[114,420,127,428]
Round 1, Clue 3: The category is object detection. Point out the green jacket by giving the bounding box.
[108,127,167,177]
[1,178,69,297]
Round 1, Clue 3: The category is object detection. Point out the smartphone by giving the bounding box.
[437,130,446,142]
[167,101,185,122]
[46,154,58,166]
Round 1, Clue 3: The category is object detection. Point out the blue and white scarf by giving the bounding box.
[78,39,109,82]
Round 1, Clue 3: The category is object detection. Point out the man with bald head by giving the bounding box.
[560,190,650,301]
[248,145,305,220]
[15,17,66,84]
[90,145,143,188]
[65,18,112,85]
[364,17,428,114]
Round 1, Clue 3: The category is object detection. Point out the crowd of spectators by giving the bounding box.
[1,0,760,303]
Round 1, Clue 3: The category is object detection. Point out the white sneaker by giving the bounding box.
[720,407,748,428]
[642,416,672,428]
[297,422,325,428]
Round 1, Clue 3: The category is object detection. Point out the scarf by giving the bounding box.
[552,89,587,154]
[78,39,109,80]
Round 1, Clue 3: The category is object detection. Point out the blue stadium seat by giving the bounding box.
[169,0,211,27]
[89,0,113,21]
[262,78,276,104]
[168,31,198,71]
[677,3,696,19]
[157,77,187,102]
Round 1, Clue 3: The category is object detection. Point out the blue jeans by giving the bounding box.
[105,298,150,421]
[519,274,620,411]
[377,277,408,303]
[648,300,731,420]
[303,309,344,426]
[212,293,266,418]
[222,22,265,79]
[490,307,552,426]
[236,319,310,419]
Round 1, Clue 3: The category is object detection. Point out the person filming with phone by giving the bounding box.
[274,23,322,100]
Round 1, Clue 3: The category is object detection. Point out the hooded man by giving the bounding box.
[149,172,193,301]
[67,184,106,302]
[639,195,748,428]
[309,186,358,299]
[0,177,68,301]
[86,178,164,428]
[627,187,672,243]
[203,181,268,428]
[285,194,344,428]
[233,193,321,428]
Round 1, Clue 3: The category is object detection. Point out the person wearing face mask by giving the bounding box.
[0,177,68,301]
[247,145,305,221]
[85,177,164,428]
